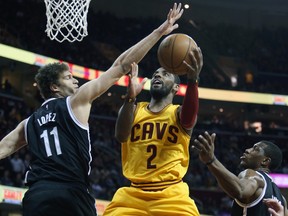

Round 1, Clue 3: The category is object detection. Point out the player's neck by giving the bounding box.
[148,98,172,112]
[54,92,66,99]
[257,167,270,174]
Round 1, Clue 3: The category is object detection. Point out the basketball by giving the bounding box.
[157,33,198,75]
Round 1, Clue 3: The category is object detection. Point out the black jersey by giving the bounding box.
[231,171,285,216]
[24,97,92,187]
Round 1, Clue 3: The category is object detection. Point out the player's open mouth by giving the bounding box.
[240,153,247,160]
[152,79,163,86]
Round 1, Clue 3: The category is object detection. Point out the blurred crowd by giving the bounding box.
[0,89,287,215]
[1,0,288,94]
[1,0,288,215]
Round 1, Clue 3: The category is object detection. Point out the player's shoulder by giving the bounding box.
[238,169,259,178]
[33,98,67,117]
[136,101,149,110]
[239,169,266,185]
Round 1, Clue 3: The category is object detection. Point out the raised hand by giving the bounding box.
[157,3,184,36]
[126,62,147,99]
[192,131,216,164]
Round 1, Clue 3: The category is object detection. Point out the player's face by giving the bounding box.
[239,142,266,169]
[55,70,79,97]
[150,68,176,100]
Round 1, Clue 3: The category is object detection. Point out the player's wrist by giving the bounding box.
[205,156,216,166]
[125,95,136,103]
[187,77,199,84]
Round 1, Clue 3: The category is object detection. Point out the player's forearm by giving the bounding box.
[114,29,163,73]
[180,81,199,129]
[207,158,245,199]
[0,123,26,159]
[78,64,131,104]
[0,139,14,159]
[115,101,135,142]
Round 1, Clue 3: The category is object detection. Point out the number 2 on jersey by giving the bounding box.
[147,144,157,169]
[40,126,62,157]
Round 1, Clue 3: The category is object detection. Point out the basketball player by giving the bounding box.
[193,131,288,216]
[103,46,203,215]
[0,3,184,216]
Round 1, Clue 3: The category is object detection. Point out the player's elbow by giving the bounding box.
[180,118,197,129]
[230,188,248,202]
[115,133,128,143]
[113,60,131,74]
[115,127,129,143]
[181,122,194,129]
[121,62,132,74]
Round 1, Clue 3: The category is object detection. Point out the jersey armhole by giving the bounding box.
[66,96,89,130]
[24,117,30,144]
[235,171,267,208]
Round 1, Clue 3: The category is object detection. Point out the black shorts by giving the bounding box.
[22,181,97,216]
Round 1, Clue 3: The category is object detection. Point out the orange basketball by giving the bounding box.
[157,33,198,75]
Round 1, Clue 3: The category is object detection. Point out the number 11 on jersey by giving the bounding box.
[40,126,62,157]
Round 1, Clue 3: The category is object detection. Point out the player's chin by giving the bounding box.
[239,160,247,169]
[151,84,162,89]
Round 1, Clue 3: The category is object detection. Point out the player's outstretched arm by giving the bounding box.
[193,131,265,202]
[0,120,27,159]
[70,3,184,125]
[115,63,147,142]
[111,3,184,72]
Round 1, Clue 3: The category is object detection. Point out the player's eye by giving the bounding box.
[163,72,169,76]
[253,146,260,151]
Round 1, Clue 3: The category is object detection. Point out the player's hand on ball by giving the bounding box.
[158,34,199,75]
[184,47,203,80]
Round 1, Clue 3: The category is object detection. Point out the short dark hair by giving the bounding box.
[173,74,181,84]
[261,140,283,171]
[35,62,69,100]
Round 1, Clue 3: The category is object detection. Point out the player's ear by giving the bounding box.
[261,157,271,166]
[50,83,60,93]
[173,83,179,94]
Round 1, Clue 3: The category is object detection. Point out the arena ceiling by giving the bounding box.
[91,0,288,28]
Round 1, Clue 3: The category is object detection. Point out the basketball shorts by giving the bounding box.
[22,181,97,216]
[103,181,200,216]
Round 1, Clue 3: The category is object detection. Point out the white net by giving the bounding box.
[44,0,91,43]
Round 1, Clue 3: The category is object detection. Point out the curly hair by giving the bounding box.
[35,62,70,100]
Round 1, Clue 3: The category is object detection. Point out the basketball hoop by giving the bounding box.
[44,0,91,43]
